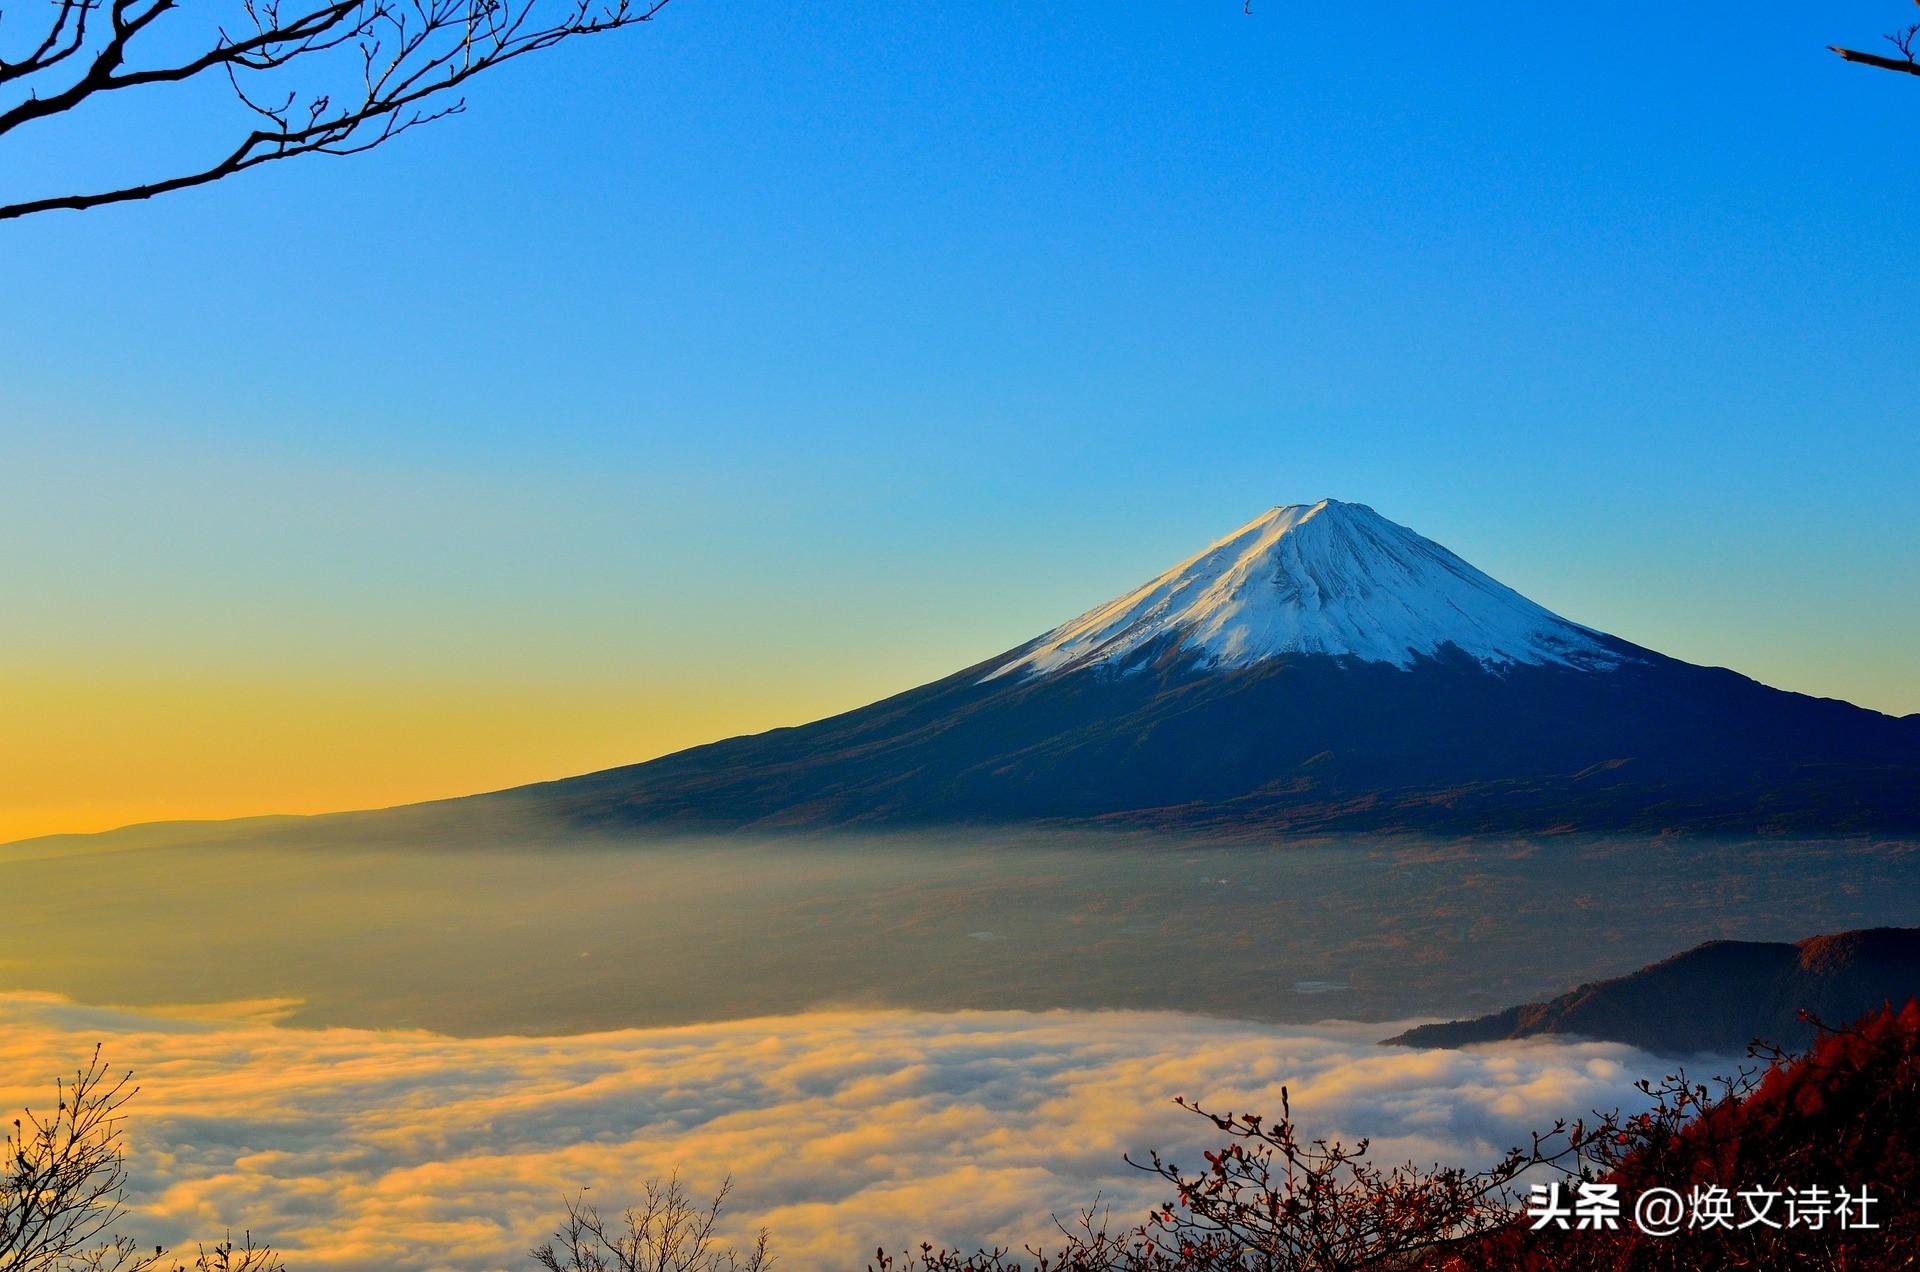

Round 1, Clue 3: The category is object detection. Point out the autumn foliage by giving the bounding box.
[13,1005,1920,1271]
[1447,1001,1920,1272]
[881,1003,1920,1272]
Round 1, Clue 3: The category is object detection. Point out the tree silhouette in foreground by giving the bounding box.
[1832,2,1920,78]
[15,1005,1920,1271]
[879,1003,1920,1271]
[0,0,668,221]
[874,1086,1604,1272]
[2,1047,768,1272]
[0,1047,280,1272]
[530,1177,770,1272]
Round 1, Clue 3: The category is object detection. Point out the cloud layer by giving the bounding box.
[0,994,1685,1270]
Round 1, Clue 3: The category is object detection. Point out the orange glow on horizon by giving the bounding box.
[0,665,871,844]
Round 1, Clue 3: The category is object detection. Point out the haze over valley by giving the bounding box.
[10,813,1920,1268]
[9,823,1920,1036]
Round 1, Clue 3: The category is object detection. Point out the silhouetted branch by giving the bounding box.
[1,1047,283,1272]
[531,1175,771,1272]
[1831,2,1920,77]
[0,0,670,220]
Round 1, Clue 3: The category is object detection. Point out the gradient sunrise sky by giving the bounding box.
[3,3,1916,841]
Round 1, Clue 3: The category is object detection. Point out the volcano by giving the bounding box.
[496,500,1920,836]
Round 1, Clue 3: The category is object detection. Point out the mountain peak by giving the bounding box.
[987,500,1620,681]
[481,501,1920,837]
[1266,496,1363,517]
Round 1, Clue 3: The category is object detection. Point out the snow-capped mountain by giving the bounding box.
[988,500,1618,680]
[494,501,1920,837]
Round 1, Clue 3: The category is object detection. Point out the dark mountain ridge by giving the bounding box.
[1385,927,1920,1053]
[41,499,1913,844]
[488,627,1920,837]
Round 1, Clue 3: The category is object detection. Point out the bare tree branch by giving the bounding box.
[1830,43,1920,76]
[1831,2,1920,78]
[0,0,670,221]
[531,1175,772,1272]
[1,1047,285,1272]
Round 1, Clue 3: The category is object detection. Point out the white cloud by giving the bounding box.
[0,994,1690,1271]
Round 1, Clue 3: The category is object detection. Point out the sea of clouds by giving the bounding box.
[0,993,1698,1270]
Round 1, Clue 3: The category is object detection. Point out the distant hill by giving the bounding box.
[1384,927,1920,1053]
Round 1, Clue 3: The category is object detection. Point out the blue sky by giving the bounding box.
[3,2,1916,834]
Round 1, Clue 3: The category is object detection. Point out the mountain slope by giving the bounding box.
[488,500,1920,836]
[1385,927,1920,1053]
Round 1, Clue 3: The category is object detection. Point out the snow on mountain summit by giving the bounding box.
[987,500,1621,682]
